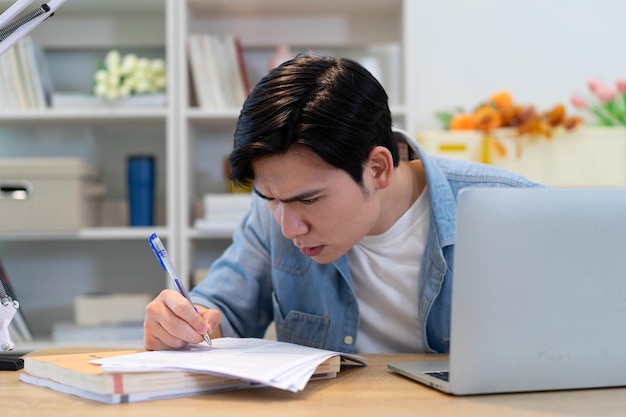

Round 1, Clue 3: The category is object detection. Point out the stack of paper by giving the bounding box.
[20,337,366,403]
[94,338,365,393]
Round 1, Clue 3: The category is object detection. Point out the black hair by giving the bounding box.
[228,54,397,188]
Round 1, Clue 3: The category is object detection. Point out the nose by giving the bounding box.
[276,203,308,240]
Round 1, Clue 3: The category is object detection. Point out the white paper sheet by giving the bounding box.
[92,337,365,392]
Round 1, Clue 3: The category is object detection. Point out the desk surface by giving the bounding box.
[3,350,626,417]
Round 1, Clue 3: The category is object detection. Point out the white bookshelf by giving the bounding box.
[0,0,175,342]
[176,0,411,289]
[0,0,416,346]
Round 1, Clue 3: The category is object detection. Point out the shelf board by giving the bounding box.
[0,227,168,241]
[0,108,169,124]
[0,0,167,17]
[187,225,236,240]
[188,0,402,17]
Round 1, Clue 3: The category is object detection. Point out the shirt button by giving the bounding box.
[344,335,354,345]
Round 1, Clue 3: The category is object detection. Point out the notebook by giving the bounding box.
[388,187,626,395]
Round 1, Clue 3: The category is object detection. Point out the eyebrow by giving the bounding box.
[253,187,323,204]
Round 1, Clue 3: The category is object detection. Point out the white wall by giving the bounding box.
[409,0,626,130]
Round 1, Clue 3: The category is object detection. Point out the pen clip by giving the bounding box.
[148,233,167,271]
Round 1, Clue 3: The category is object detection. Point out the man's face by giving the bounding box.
[252,147,381,264]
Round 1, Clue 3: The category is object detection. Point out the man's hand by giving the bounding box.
[144,289,222,350]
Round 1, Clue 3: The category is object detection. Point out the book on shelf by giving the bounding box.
[15,38,39,109]
[0,46,18,109]
[234,35,251,95]
[187,33,250,110]
[0,36,50,110]
[187,34,213,109]
[5,45,28,109]
[203,33,229,109]
[20,337,366,404]
[220,34,248,107]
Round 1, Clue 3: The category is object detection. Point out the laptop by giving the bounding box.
[388,187,626,395]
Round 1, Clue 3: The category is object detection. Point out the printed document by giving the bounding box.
[92,337,365,392]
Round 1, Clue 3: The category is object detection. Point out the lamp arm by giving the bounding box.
[0,0,66,56]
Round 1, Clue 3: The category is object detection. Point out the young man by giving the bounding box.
[144,55,541,354]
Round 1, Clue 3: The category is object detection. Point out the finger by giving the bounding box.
[144,320,188,350]
[198,307,223,338]
[144,294,188,350]
[161,292,209,335]
[144,290,205,349]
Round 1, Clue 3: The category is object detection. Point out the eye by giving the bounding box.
[299,197,319,205]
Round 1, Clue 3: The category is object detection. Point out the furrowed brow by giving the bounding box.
[253,187,273,200]
[253,187,322,204]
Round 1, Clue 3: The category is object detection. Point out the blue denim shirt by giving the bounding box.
[190,129,542,353]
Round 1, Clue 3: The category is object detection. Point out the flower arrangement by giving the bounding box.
[436,91,583,158]
[93,49,167,101]
[570,80,626,126]
[437,91,582,137]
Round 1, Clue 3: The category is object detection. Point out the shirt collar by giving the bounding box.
[393,128,457,247]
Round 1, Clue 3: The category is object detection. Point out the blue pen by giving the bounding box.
[148,233,212,346]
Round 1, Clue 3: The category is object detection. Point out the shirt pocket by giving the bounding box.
[272,293,330,349]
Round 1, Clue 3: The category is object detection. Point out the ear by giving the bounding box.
[366,146,394,190]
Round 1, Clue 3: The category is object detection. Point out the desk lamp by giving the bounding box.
[0,0,66,56]
[0,0,66,353]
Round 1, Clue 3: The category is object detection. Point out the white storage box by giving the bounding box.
[417,130,485,162]
[417,127,626,188]
[0,158,105,231]
[486,127,626,187]
[74,293,152,325]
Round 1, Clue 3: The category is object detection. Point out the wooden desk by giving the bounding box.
[3,352,626,417]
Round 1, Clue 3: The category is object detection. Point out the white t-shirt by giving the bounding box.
[348,187,430,353]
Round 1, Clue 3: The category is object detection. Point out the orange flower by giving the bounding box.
[439,90,581,152]
[490,90,513,111]
[517,106,537,125]
[517,118,552,138]
[563,116,583,130]
[499,105,524,127]
[544,104,566,127]
[449,113,477,130]
[473,104,502,132]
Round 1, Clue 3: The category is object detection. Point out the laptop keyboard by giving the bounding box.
[425,371,450,382]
